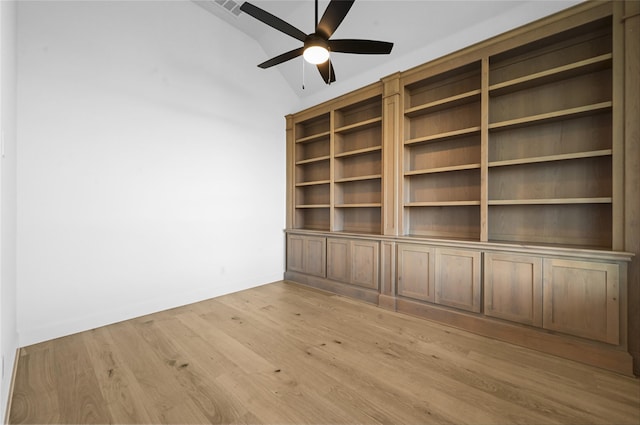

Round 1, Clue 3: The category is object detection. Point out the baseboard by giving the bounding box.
[4,348,20,425]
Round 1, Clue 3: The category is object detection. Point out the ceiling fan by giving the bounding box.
[239,0,394,84]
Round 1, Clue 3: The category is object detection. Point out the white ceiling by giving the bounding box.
[193,0,581,106]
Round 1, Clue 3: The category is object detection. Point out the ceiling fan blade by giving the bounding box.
[240,2,307,42]
[317,60,336,84]
[258,47,305,69]
[316,0,355,39]
[329,39,394,54]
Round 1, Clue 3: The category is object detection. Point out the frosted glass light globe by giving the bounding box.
[303,46,330,64]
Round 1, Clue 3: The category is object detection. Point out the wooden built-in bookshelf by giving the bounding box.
[402,61,482,240]
[285,1,639,376]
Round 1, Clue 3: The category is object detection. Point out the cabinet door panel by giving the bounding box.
[305,237,327,278]
[287,235,305,273]
[436,249,481,312]
[327,239,350,282]
[484,253,542,326]
[543,259,619,344]
[351,240,379,289]
[397,244,435,302]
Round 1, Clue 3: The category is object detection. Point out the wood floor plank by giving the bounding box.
[194,300,423,424]
[8,281,640,424]
[134,316,251,423]
[81,326,160,424]
[105,321,213,424]
[51,333,113,424]
[8,348,60,424]
[212,288,547,424]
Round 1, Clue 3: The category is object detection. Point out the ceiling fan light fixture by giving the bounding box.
[241,0,393,84]
[303,34,330,64]
[303,45,329,64]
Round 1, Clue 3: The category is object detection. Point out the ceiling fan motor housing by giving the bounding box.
[304,34,329,51]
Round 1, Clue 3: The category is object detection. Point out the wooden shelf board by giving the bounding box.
[489,197,612,205]
[334,117,382,134]
[404,232,481,241]
[335,174,382,183]
[295,204,331,209]
[335,146,382,158]
[295,180,330,187]
[489,102,612,131]
[489,54,613,95]
[296,155,330,165]
[405,163,481,176]
[295,226,330,232]
[296,130,331,144]
[487,238,613,252]
[405,89,481,117]
[405,127,481,146]
[488,149,612,168]
[404,200,481,207]
[335,203,382,208]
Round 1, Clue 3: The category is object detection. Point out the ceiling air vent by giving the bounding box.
[211,0,242,17]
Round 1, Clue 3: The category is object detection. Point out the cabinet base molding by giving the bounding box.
[378,294,397,311]
[288,266,634,375]
[287,268,634,375]
[395,297,634,376]
[285,231,634,376]
[284,271,380,305]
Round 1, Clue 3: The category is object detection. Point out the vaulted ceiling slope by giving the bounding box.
[194,0,583,111]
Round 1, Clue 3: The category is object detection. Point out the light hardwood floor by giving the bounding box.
[8,281,640,424]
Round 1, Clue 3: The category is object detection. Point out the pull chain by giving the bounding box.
[302,58,305,90]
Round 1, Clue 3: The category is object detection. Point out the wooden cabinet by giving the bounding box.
[402,61,482,240]
[289,86,383,235]
[543,258,620,344]
[397,244,435,302]
[398,245,481,312]
[396,13,618,249]
[334,97,383,234]
[285,2,637,375]
[286,234,326,278]
[484,253,543,326]
[327,238,379,289]
[293,114,331,232]
[487,17,615,249]
[435,248,481,313]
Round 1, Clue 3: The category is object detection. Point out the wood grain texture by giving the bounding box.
[9,281,640,424]
[623,0,640,376]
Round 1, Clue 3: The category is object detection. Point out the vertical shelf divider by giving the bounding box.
[382,73,402,236]
[480,58,490,242]
[329,109,336,233]
[611,0,625,250]
[285,114,295,230]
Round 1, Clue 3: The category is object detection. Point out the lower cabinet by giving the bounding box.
[286,234,326,278]
[285,231,631,374]
[327,238,379,290]
[397,244,435,302]
[435,248,481,313]
[543,258,620,345]
[484,253,543,327]
[484,254,621,345]
[397,244,481,312]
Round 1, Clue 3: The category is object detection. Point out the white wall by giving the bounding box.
[16,0,296,346]
[0,0,19,419]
